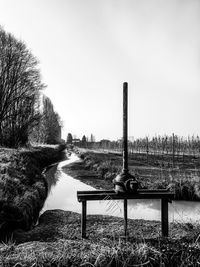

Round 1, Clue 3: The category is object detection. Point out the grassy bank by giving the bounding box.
[64,148,200,201]
[1,147,200,266]
[0,144,66,240]
[1,210,200,266]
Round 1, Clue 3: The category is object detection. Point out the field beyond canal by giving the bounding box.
[63,148,200,201]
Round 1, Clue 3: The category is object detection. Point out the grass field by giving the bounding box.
[66,148,200,201]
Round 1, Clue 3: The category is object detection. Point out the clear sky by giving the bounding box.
[0,0,199,141]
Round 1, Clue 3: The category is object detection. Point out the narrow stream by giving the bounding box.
[41,153,200,223]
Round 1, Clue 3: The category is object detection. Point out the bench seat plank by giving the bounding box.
[77,190,174,202]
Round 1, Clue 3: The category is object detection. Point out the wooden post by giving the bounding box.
[81,201,87,238]
[124,198,128,237]
[123,82,128,174]
[161,198,168,237]
[172,133,175,168]
[146,136,149,163]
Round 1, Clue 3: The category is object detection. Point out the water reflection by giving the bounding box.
[44,164,59,188]
[169,201,200,223]
[41,153,200,223]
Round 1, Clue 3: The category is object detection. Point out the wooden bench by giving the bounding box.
[77,189,174,238]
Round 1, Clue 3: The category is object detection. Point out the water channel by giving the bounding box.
[41,152,200,223]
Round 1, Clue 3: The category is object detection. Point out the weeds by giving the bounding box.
[77,150,200,201]
[1,235,200,266]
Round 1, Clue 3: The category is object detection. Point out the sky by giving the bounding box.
[0,0,199,141]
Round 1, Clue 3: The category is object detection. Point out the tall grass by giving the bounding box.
[79,151,200,201]
[1,207,200,266]
[1,232,200,266]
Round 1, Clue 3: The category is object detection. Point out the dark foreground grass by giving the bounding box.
[66,148,200,201]
[1,147,200,266]
[1,210,200,266]
[0,144,66,240]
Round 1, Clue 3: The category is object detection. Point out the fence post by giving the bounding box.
[172,133,175,168]
[146,136,149,163]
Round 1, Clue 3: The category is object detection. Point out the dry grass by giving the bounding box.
[69,149,200,201]
[1,210,200,266]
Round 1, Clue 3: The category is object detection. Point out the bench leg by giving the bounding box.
[81,201,87,238]
[124,199,128,237]
[161,198,168,237]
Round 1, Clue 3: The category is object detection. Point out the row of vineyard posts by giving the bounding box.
[77,134,200,166]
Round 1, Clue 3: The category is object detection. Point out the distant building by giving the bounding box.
[72,138,81,145]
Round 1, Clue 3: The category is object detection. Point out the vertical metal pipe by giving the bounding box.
[124,198,128,236]
[123,82,128,173]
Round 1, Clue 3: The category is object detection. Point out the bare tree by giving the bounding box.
[66,133,73,144]
[0,27,44,147]
[31,95,61,144]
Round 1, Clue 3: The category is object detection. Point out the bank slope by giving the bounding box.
[0,144,66,240]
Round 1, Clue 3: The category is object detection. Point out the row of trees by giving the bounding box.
[76,134,200,156]
[128,135,200,156]
[30,96,61,144]
[0,27,61,147]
